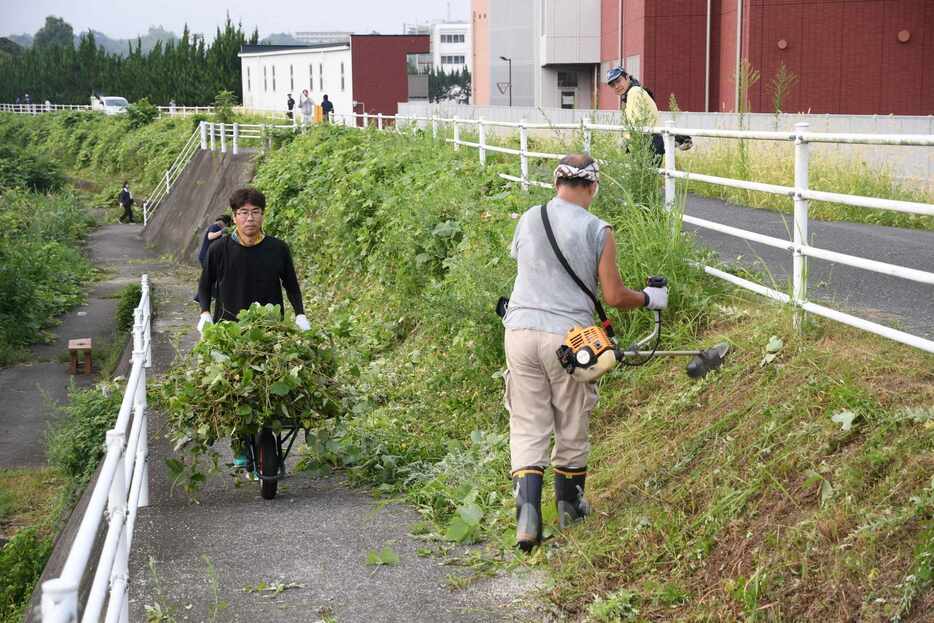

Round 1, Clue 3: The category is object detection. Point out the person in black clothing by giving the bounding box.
[118,182,134,223]
[193,214,233,304]
[196,187,310,330]
[321,94,333,123]
[196,188,310,474]
[286,93,295,120]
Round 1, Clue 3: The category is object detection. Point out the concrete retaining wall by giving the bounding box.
[143,149,257,263]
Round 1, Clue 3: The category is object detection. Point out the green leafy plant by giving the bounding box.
[213,90,237,125]
[587,588,640,622]
[365,546,400,567]
[114,282,142,334]
[46,381,124,489]
[126,97,159,129]
[0,528,53,623]
[156,304,343,494]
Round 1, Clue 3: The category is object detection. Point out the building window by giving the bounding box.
[441,55,466,65]
[340,61,345,91]
[407,53,432,74]
[319,63,323,91]
[557,71,578,88]
[290,65,294,91]
[263,66,267,92]
[561,91,575,109]
[246,66,251,92]
[440,33,465,43]
[309,64,313,91]
[272,65,276,91]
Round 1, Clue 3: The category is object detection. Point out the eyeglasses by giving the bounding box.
[235,209,263,219]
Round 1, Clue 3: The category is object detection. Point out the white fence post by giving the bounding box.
[164,171,170,195]
[793,121,810,327]
[377,113,383,130]
[209,122,216,151]
[199,121,207,150]
[453,116,460,151]
[663,120,677,212]
[41,578,78,621]
[363,111,369,128]
[219,122,226,153]
[519,118,529,192]
[583,116,592,155]
[432,115,438,140]
[478,117,487,165]
[232,123,239,155]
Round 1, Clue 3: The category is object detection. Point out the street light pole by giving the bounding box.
[499,55,512,107]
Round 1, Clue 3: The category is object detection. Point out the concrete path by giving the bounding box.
[124,252,544,622]
[0,223,171,468]
[684,196,934,339]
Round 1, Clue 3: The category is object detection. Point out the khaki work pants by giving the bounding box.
[504,328,598,472]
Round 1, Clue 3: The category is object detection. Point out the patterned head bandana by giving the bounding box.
[553,160,600,184]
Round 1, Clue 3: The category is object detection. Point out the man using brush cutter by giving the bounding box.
[196,187,311,473]
[501,154,668,552]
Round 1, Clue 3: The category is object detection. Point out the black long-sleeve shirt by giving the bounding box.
[198,235,305,322]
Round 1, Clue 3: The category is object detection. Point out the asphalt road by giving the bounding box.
[0,223,171,468]
[683,195,934,339]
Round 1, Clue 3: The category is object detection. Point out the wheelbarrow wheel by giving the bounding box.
[257,429,279,500]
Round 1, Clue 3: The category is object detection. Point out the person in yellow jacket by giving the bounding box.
[607,67,692,158]
[606,66,664,158]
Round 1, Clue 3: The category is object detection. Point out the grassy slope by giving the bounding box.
[248,125,934,620]
[555,302,934,622]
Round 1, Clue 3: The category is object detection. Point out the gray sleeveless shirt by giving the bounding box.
[503,197,611,335]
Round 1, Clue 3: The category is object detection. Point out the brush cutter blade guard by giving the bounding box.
[686,342,730,379]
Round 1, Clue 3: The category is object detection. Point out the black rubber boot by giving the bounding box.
[512,466,544,552]
[555,467,591,529]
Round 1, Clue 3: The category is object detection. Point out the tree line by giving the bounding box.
[0,16,257,105]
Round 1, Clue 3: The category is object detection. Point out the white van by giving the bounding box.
[90,95,129,115]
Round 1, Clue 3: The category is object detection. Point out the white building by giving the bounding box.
[431,22,471,74]
[239,43,353,115]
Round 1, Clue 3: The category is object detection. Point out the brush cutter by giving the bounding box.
[556,276,731,383]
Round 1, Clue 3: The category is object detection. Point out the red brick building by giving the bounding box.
[597,0,934,114]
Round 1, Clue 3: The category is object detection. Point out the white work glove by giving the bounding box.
[294,314,311,332]
[196,312,213,337]
[642,286,669,310]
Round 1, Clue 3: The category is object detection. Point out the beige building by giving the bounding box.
[472,0,600,109]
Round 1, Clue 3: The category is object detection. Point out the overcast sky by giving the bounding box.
[1,0,470,39]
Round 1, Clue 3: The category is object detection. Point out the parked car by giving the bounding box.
[90,95,129,115]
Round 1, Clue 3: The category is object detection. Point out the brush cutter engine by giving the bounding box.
[556,276,730,383]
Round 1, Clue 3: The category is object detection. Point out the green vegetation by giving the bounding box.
[0,191,94,363]
[244,124,934,618]
[0,144,65,193]
[0,467,67,623]
[0,111,194,204]
[157,304,342,494]
[678,141,934,230]
[0,16,257,105]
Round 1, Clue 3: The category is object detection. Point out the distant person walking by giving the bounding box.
[299,90,314,126]
[286,94,295,120]
[118,182,135,223]
[321,94,333,123]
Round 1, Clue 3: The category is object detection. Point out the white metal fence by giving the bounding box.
[0,103,92,114]
[334,111,934,354]
[140,120,306,224]
[41,275,152,623]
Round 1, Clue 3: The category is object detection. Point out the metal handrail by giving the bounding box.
[41,275,152,622]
